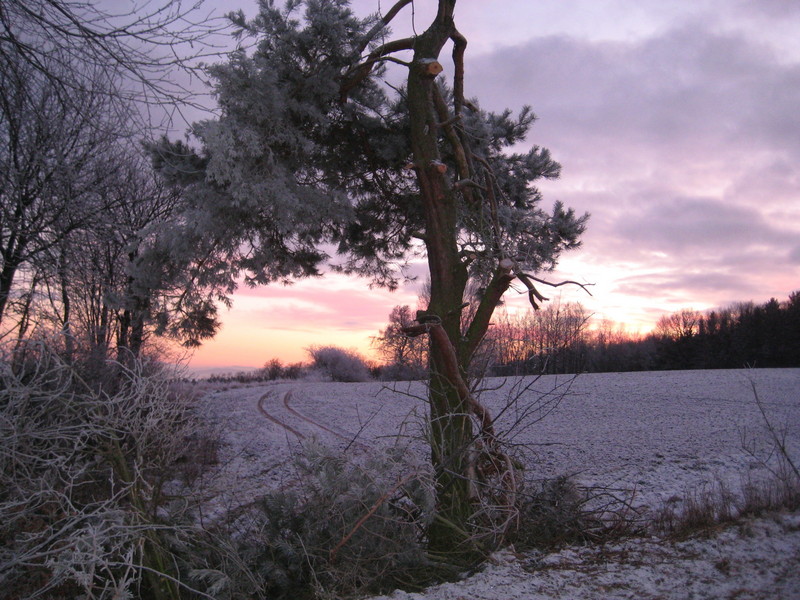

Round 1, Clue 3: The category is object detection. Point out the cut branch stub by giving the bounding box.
[415,310,441,324]
[430,160,447,174]
[401,323,428,337]
[417,58,444,77]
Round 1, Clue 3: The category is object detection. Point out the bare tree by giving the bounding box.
[0,0,226,128]
[656,308,701,340]
[373,305,428,378]
[490,301,591,375]
[0,56,119,325]
[21,150,226,369]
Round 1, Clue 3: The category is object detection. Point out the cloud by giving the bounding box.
[464,16,800,319]
[616,270,753,296]
[733,0,800,19]
[613,195,795,256]
[472,20,800,159]
[231,274,421,333]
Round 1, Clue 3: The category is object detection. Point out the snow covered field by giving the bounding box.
[196,368,800,599]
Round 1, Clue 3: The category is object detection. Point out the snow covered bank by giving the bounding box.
[368,511,800,600]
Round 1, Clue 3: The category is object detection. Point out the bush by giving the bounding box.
[262,358,285,380]
[307,345,371,382]
[0,342,254,599]
[232,441,435,599]
[511,476,622,549]
[377,362,427,381]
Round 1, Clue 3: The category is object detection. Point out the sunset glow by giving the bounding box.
[187,273,422,370]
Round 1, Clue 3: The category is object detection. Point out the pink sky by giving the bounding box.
[186,0,800,372]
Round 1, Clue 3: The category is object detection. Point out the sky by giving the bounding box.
[185,0,800,372]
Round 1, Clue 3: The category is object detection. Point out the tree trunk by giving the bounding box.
[0,238,26,325]
[58,245,74,363]
[129,302,147,360]
[405,0,483,562]
[117,249,148,366]
[117,308,131,363]
[117,301,147,367]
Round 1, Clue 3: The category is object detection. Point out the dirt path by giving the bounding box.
[255,388,370,450]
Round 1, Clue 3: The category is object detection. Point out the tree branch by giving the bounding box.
[431,84,472,184]
[340,36,415,101]
[463,258,515,362]
[516,271,594,310]
[402,318,496,441]
[451,29,467,117]
[515,272,548,309]
[355,0,415,56]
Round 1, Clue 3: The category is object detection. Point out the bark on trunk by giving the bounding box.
[0,242,25,325]
[405,0,484,562]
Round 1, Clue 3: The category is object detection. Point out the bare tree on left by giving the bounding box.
[0,0,225,126]
[1,1,228,359]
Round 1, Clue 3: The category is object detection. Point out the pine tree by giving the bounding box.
[152,0,588,562]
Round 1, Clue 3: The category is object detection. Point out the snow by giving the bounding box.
[370,512,800,599]
[194,368,800,598]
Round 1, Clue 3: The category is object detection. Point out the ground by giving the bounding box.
[368,512,800,599]
[192,368,800,599]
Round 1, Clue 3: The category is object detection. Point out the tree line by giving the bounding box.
[374,291,800,377]
[648,292,800,371]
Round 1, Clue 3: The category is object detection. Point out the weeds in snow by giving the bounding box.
[0,341,256,599]
[653,380,800,538]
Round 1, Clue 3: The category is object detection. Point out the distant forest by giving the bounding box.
[485,290,800,376]
[367,291,800,379]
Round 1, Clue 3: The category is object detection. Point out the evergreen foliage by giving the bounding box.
[150,0,587,303]
[150,0,589,562]
[235,441,435,599]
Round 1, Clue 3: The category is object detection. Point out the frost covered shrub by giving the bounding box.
[307,345,371,382]
[377,362,427,382]
[234,441,434,599]
[512,476,605,549]
[0,342,249,599]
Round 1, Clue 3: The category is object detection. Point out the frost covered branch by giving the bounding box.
[0,342,249,598]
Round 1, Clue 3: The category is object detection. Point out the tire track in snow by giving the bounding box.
[282,391,369,450]
[257,390,305,440]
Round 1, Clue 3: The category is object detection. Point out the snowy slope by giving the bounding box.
[194,368,800,598]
